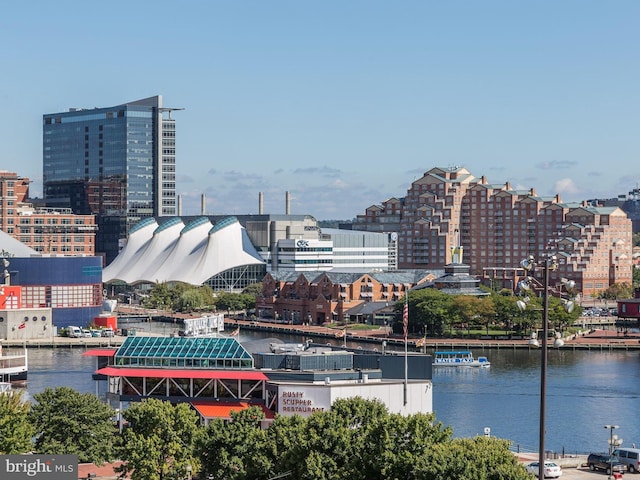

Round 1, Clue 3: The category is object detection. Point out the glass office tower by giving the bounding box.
[43,95,181,264]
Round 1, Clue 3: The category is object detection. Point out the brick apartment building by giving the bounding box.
[260,270,435,325]
[0,171,96,255]
[353,166,633,298]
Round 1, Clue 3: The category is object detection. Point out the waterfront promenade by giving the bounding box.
[2,316,639,350]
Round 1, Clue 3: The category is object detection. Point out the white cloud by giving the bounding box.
[554,178,580,196]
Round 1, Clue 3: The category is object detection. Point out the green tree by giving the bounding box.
[215,292,247,314]
[175,289,206,312]
[423,436,530,480]
[145,282,173,310]
[601,282,633,301]
[0,389,34,454]
[192,397,530,480]
[634,267,640,288]
[117,399,200,480]
[196,407,271,480]
[363,409,452,479]
[28,387,117,464]
[450,295,496,334]
[548,296,581,333]
[403,288,453,336]
[241,282,263,298]
[492,292,522,334]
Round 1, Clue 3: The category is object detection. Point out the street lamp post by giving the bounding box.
[604,425,622,479]
[518,255,559,472]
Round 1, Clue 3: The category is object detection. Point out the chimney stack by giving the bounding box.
[177,195,182,217]
[259,192,264,215]
[285,191,291,215]
[201,194,206,215]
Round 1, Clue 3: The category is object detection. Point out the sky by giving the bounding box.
[2,1,640,221]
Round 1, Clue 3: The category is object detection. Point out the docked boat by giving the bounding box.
[433,350,490,368]
[0,344,28,384]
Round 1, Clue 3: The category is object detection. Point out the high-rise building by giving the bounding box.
[43,95,181,264]
[353,166,633,297]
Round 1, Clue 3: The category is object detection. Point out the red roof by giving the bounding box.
[192,400,275,419]
[82,348,117,357]
[95,366,268,381]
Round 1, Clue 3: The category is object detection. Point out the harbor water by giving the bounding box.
[20,324,640,455]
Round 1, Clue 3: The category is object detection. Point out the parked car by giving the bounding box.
[101,328,115,337]
[614,448,640,473]
[525,461,563,478]
[587,453,626,474]
[81,329,92,338]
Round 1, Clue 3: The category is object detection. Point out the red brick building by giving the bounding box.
[260,270,435,325]
[353,166,633,298]
[0,171,96,255]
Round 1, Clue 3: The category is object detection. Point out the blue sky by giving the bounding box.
[2,1,640,220]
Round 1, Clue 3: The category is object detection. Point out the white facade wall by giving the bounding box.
[0,307,54,341]
[274,380,432,417]
[276,239,333,272]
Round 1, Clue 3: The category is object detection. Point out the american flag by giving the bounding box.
[403,298,408,340]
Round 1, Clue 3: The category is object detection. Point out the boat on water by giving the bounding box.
[0,344,28,384]
[433,350,490,368]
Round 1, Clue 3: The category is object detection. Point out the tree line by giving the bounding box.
[396,288,583,337]
[142,283,261,314]
[0,387,535,480]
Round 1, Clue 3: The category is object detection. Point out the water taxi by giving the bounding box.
[433,350,490,368]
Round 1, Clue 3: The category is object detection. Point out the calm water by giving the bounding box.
[19,324,640,455]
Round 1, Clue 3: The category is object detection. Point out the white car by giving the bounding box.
[525,461,562,478]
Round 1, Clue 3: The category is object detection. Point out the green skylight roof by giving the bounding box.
[114,336,253,369]
[130,217,157,234]
[182,217,210,234]
[155,217,183,233]
[209,216,238,234]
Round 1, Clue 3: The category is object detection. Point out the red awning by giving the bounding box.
[191,401,275,419]
[95,366,268,381]
[83,349,117,357]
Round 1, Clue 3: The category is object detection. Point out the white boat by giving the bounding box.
[0,345,28,384]
[433,350,490,368]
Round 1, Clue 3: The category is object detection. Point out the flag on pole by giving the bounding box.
[229,327,240,337]
[415,337,427,347]
[403,297,409,340]
[335,327,346,338]
[18,322,26,330]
